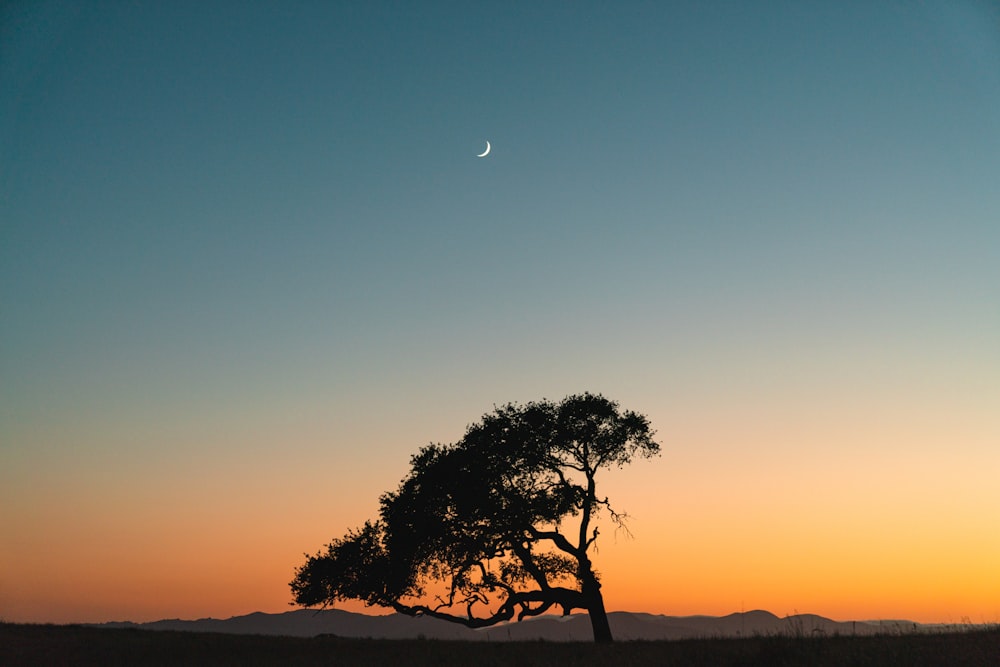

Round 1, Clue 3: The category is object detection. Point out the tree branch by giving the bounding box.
[517,599,555,620]
[391,587,586,628]
[596,496,634,540]
[511,541,551,589]
[577,468,596,553]
[528,527,580,557]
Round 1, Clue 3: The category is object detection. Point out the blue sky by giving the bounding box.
[2,1,999,623]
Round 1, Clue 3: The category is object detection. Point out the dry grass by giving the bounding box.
[2,622,998,666]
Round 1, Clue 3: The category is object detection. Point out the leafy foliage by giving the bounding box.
[291,393,659,641]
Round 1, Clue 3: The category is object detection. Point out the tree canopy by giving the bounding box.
[290,392,660,642]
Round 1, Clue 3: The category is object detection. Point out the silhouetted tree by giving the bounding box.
[290,392,659,643]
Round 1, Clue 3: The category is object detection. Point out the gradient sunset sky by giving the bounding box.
[2,1,999,625]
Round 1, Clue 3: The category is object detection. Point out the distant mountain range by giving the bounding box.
[94,609,943,641]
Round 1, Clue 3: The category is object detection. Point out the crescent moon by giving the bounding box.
[476,141,491,158]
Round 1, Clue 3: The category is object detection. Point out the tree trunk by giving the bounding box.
[582,571,613,643]
[587,593,613,643]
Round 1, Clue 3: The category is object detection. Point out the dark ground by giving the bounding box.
[2,622,998,666]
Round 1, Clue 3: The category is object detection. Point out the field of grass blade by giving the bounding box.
[3,622,999,666]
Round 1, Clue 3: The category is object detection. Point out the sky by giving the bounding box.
[2,1,999,625]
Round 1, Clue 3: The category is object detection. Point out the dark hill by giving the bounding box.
[93,608,932,641]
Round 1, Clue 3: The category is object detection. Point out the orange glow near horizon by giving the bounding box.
[3,390,998,626]
[5,435,998,626]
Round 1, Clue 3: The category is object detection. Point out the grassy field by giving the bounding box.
[2,622,998,666]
